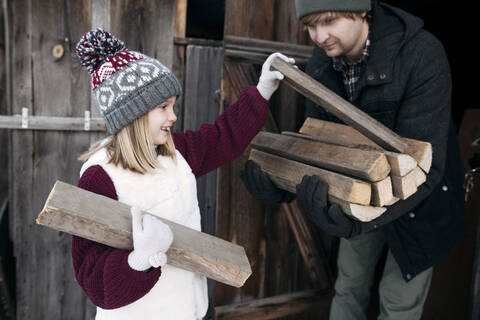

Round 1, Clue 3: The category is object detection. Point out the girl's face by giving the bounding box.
[148,96,177,145]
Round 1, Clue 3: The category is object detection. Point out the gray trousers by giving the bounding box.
[329,229,432,320]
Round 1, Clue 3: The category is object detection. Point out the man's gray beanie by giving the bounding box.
[76,28,182,134]
[295,0,371,19]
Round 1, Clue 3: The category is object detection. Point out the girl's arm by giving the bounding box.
[72,165,162,309]
[173,85,269,178]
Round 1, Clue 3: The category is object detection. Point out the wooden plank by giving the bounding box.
[174,0,187,38]
[214,289,331,320]
[251,131,391,182]
[0,196,15,320]
[0,114,106,131]
[224,35,312,65]
[184,46,223,236]
[391,170,418,200]
[371,176,394,207]
[329,196,386,222]
[249,149,371,205]
[37,181,252,288]
[281,203,333,290]
[5,0,35,317]
[214,60,269,305]
[183,46,223,307]
[285,130,417,177]
[271,57,407,153]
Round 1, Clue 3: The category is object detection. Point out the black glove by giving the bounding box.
[296,175,362,238]
[240,160,295,205]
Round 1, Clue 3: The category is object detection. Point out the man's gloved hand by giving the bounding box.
[296,175,362,238]
[240,160,295,205]
[128,206,174,271]
[256,52,295,100]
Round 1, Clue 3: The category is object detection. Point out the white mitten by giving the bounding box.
[128,206,174,271]
[256,52,295,100]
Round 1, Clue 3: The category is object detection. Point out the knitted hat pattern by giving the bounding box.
[76,28,182,134]
[294,0,371,19]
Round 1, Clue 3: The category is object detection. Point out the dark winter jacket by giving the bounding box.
[304,1,465,281]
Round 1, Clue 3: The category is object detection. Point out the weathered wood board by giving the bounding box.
[37,181,252,288]
[251,131,391,182]
[249,149,372,205]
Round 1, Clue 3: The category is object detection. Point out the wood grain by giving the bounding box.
[37,181,252,288]
[271,58,407,153]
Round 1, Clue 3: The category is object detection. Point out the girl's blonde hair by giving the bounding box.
[79,113,176,174]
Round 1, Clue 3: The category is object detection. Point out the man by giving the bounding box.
[240,0,465,319]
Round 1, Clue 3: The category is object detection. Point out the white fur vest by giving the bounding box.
[80,147,208,320]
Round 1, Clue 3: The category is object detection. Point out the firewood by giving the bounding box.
[296,119,422,176]
[413,166,427,187]
[328,196,386,222]
[270,57,407,152]
[371,176,394,207]
[391,169,418,200]
[249,149,371,205]
[251,132,390,182]
[36,181,251,288]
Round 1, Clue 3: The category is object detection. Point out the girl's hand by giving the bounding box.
[256,52,295,100]
[127,206,174,271]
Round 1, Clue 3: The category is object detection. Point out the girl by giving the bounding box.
[73,28,294,320]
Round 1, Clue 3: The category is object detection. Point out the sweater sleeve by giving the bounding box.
[172,85,270,177]
[71,165,162,309]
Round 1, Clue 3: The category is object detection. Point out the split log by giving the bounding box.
[37,181,251,288]
[391,169,418,200]
[328,196,386,222]
[371,176,394,207]
[404,138,432,174]
[299,118,431,174]
[270,57,407,153]
[251,131,391,182]
[249,149,372,205]
[413,166,427,187]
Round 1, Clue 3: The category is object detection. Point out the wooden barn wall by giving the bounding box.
[0,2,7,202]
[3,0,188,319]
[214,1,329,319]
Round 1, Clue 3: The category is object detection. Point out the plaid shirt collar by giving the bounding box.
[332,37,370,101]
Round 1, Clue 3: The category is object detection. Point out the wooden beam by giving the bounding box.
[371,176,394,207]
[174,0,187,38]
[281,203,333,290]
[249,149,372,205]
[36,181,252,288]
[270,57,407,153]
[214,289,332,320]
[391,170,418,200]
[0,114,106,131]
[251,132,391,182]
[329,196,386,222]
[224,35,313,61]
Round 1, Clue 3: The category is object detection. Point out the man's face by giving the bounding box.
[307,13,368,61]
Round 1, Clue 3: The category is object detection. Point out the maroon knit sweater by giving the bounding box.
[72,86,269,309]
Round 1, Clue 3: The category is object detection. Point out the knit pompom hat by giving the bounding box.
[295,0,371,19]
[75,28,182,134]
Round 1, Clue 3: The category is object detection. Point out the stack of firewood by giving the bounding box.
[249,117,432,222]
